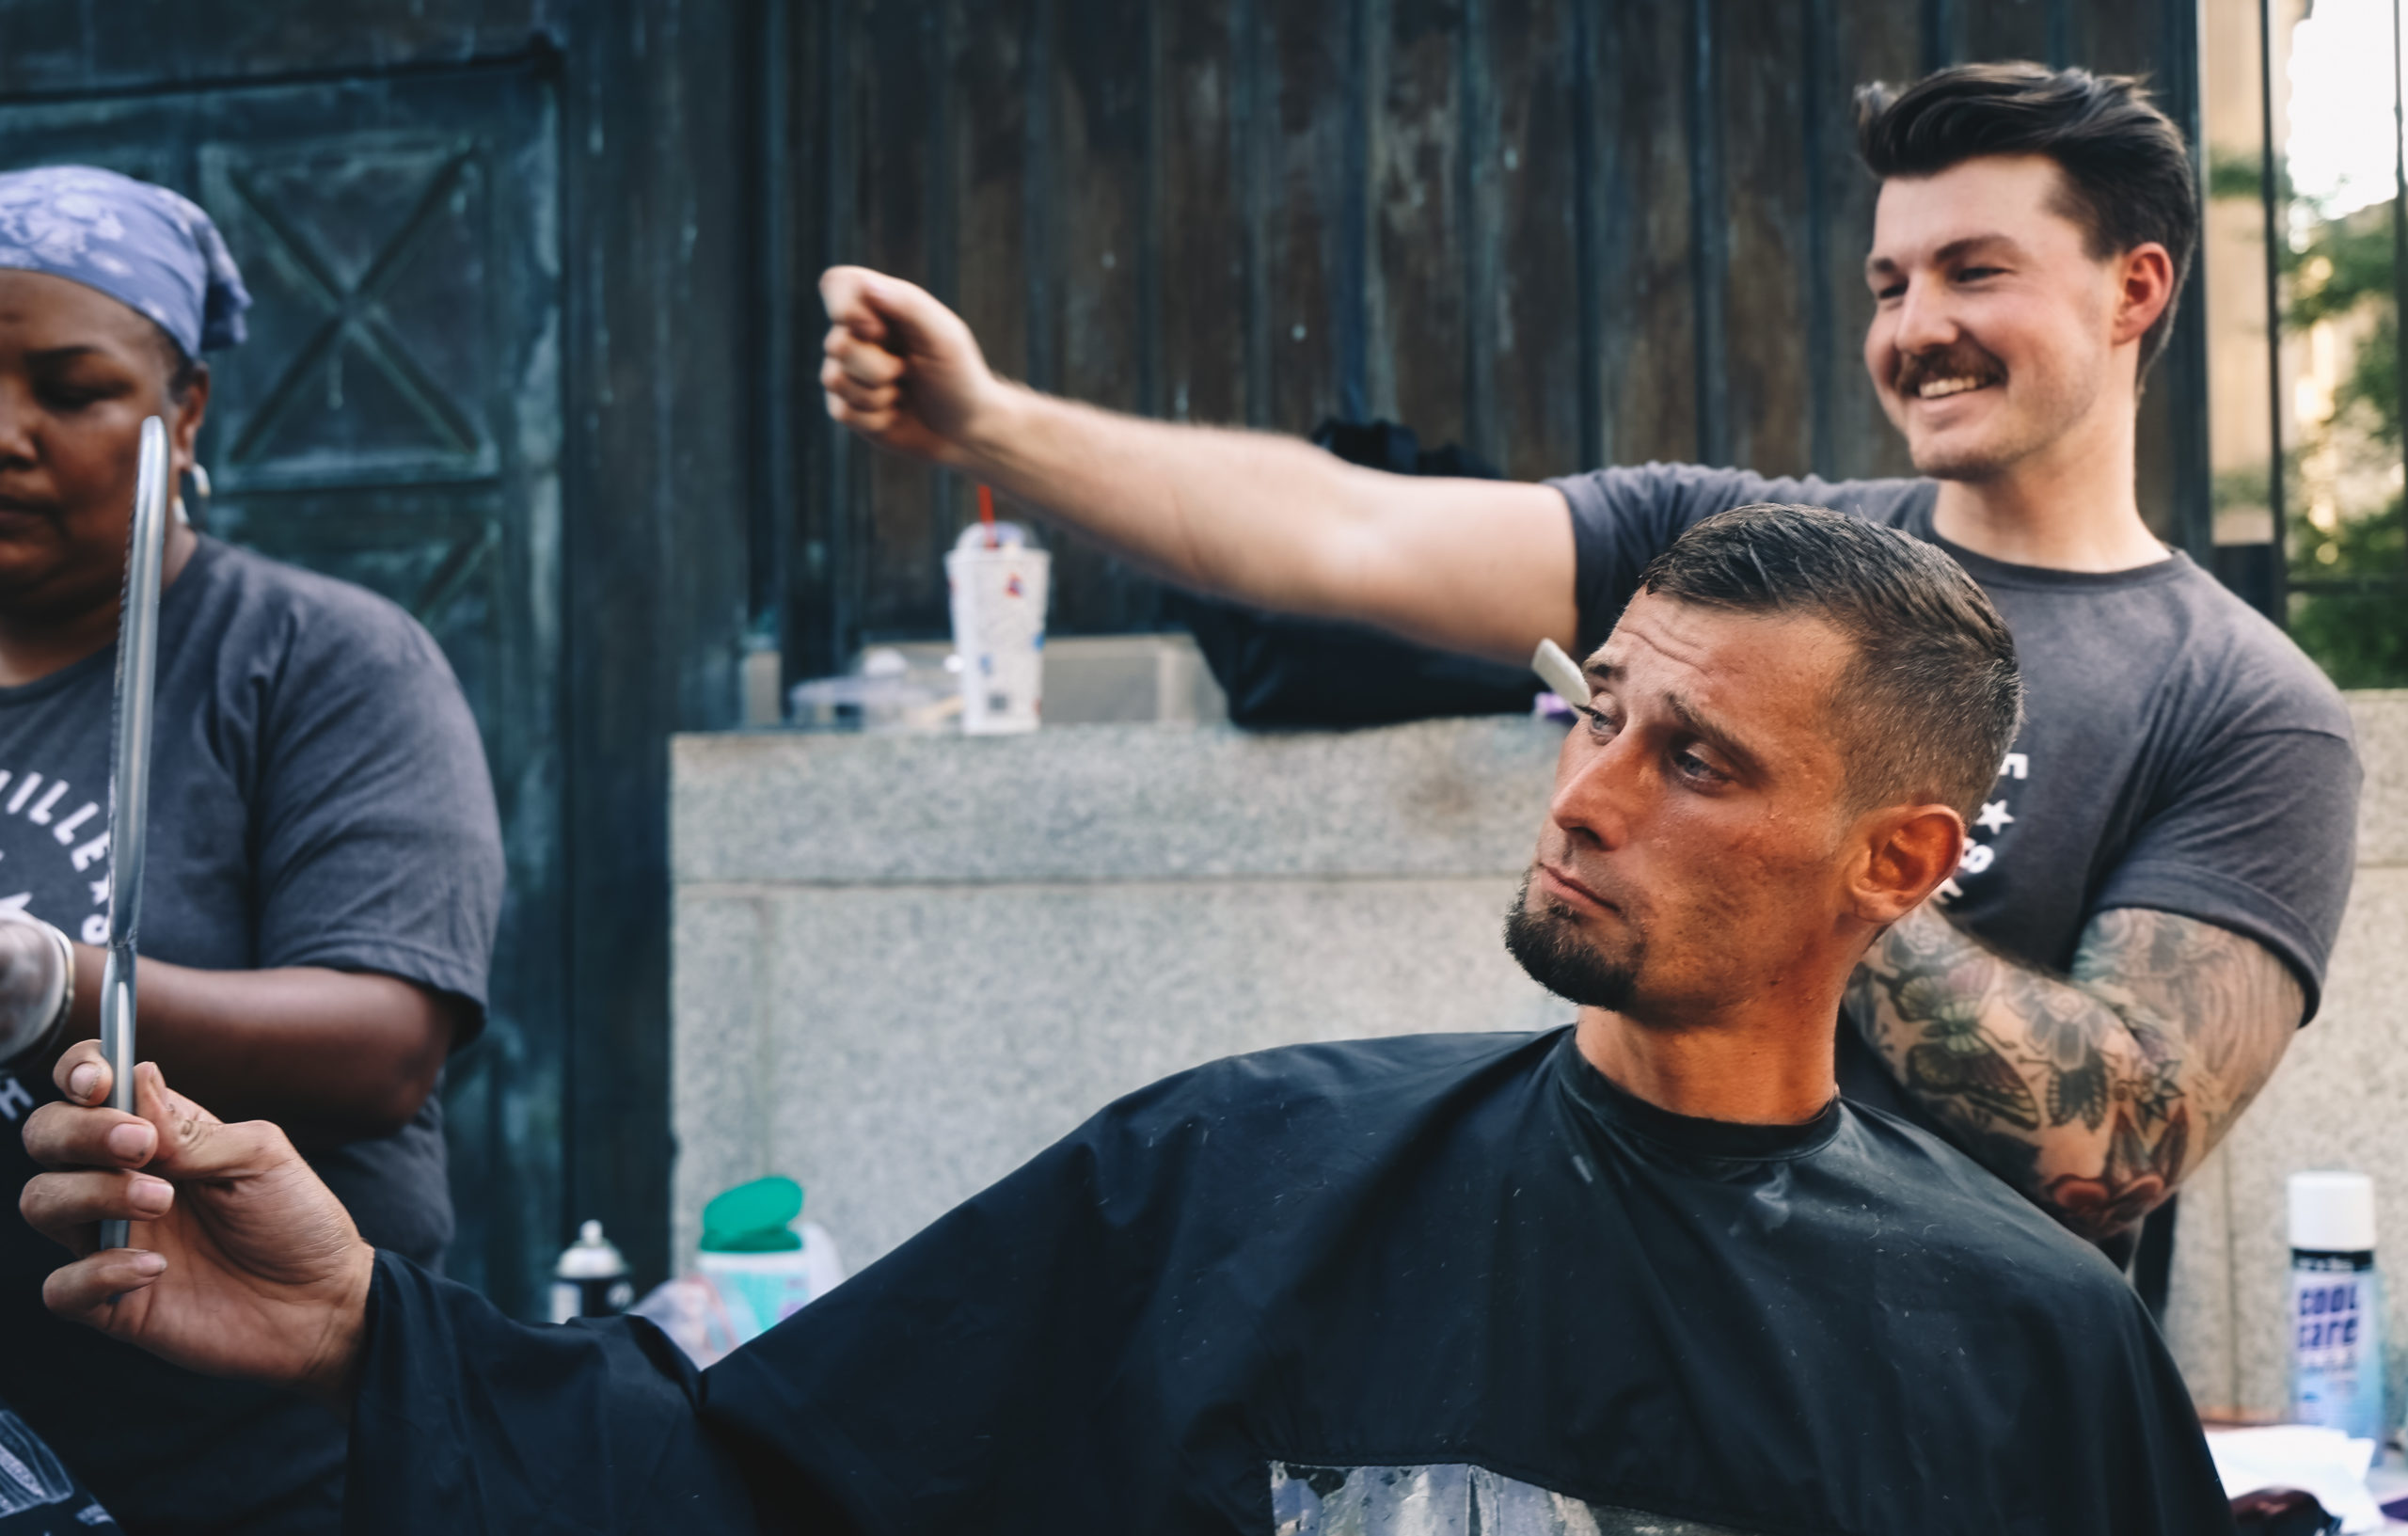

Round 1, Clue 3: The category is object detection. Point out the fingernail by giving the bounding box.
[129,1177,171,1214]
[105,1123,150,1161]
[128,1251,165,1276]
[68,1064,100,1101]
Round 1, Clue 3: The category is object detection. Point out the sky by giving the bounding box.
[2287,0,2408,215]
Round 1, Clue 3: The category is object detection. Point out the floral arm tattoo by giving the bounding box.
[1846,906,2302,1242]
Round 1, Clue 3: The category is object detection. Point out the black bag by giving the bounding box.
[1174,420,1538,727]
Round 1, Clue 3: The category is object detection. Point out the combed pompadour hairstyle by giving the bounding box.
[1854,61,2198,378]
[1636,503,2023,822]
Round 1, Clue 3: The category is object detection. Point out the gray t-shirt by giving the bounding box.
[0,535,502,1533]
[1549,465,2362,1119]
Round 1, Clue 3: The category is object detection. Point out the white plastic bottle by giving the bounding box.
[2288,1171,2387,1450]
[550,1220,635,1323]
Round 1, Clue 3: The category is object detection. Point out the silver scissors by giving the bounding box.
[99,418,170,1253]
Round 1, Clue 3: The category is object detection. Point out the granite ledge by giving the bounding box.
[2351,691,2408,866]
[672,716,1565,886]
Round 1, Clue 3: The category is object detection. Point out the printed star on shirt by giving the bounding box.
[1974,800,2015,834]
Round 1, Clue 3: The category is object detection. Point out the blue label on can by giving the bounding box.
[2290,1253,2386,1445]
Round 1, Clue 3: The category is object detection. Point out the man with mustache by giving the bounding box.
[21,504,2235,1533]
[816,63,2359,1260]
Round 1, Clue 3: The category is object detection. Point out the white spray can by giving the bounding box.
[550,1220,636,1323]
[2289,1171,2387,1450]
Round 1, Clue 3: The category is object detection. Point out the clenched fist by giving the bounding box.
[819,265,1013,465]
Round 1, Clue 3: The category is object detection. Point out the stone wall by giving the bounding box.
[671,695,2405,1423]
[2164,691,2408,1417]
[669,719,1565,1272]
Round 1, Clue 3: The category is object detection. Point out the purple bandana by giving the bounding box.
[0,165,251,356]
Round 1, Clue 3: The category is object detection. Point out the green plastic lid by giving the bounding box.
[701,1175,805,1253]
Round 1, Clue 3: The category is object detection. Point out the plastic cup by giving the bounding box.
[946,526,1050,734]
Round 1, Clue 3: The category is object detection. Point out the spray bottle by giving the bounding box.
[2288,1170,2387,1451]
[550,1220,635,1324]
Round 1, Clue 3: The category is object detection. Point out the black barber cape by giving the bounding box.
[349,1030,2231,1535]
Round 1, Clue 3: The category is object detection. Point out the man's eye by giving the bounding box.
[1956,266,2004,282]
[1874,281,1906,302]
[1671,748,1724,783]
[1578,705,1618,737]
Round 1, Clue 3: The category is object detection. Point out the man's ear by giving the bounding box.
[2110,242,2176,349]
[1846,804,1965,924]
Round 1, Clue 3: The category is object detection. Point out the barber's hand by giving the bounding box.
[0,912,71,1063]
[819,265,1006,465]
[20,1040,374,1406]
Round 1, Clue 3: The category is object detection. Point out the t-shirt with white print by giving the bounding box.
[0,1407,111,1529]
[0,535,502,1535]
[1547,464,2361,1129]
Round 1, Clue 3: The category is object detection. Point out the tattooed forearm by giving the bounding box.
[1846,906,2301,1243]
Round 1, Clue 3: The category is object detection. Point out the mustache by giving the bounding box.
[1530,854,1639,917]
[1893,340,2005,397]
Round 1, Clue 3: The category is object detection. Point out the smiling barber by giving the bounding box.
[818,63,2361,1260]
[0,167,503,1533]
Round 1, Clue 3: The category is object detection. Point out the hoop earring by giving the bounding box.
[175,464,212,530]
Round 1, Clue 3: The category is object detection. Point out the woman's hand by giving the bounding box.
[19,1039,376,1408]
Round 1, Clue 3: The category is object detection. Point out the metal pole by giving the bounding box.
[2391,0,2408,567]
[98,417,170,1254]
[2260,0,2290,620]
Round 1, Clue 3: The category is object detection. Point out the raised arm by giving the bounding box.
[819,265,1576,665]
[1846,905,2299,1242]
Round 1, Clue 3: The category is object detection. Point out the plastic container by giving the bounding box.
[693,1177,845,1344]
[944,522,1050,734]
[550,1220,635,1323]
[2288,1171,2386,1451]
[787,646,962,734]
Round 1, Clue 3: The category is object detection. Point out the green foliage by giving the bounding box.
[2290,497,2408,688]
[2214,461,2280,513]
[2291,228,2408,688]
[2288,203,2404,329]
[2337,308,2402,444]
[2193,149,2407,683]
[2206,147,2292,206]
[2208,145,2399,322]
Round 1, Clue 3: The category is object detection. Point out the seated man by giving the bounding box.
[22,506,2229,1535]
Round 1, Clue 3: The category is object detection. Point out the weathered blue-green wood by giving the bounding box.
[1048,0,1160,636]
[1811,0,1925,484]
[0,2,767,1314]
[0,63,568,1312]
[772,0,2220,664]
[0,1,562,96]
[553,0,755,1309]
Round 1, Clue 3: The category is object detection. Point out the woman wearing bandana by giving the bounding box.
[0,167,503,1533]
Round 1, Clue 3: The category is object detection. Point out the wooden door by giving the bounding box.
[0,61,567,1313]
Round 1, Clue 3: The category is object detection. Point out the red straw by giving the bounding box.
[977,483,998,547]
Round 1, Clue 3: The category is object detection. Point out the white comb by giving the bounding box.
[1529,638,1588,705]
